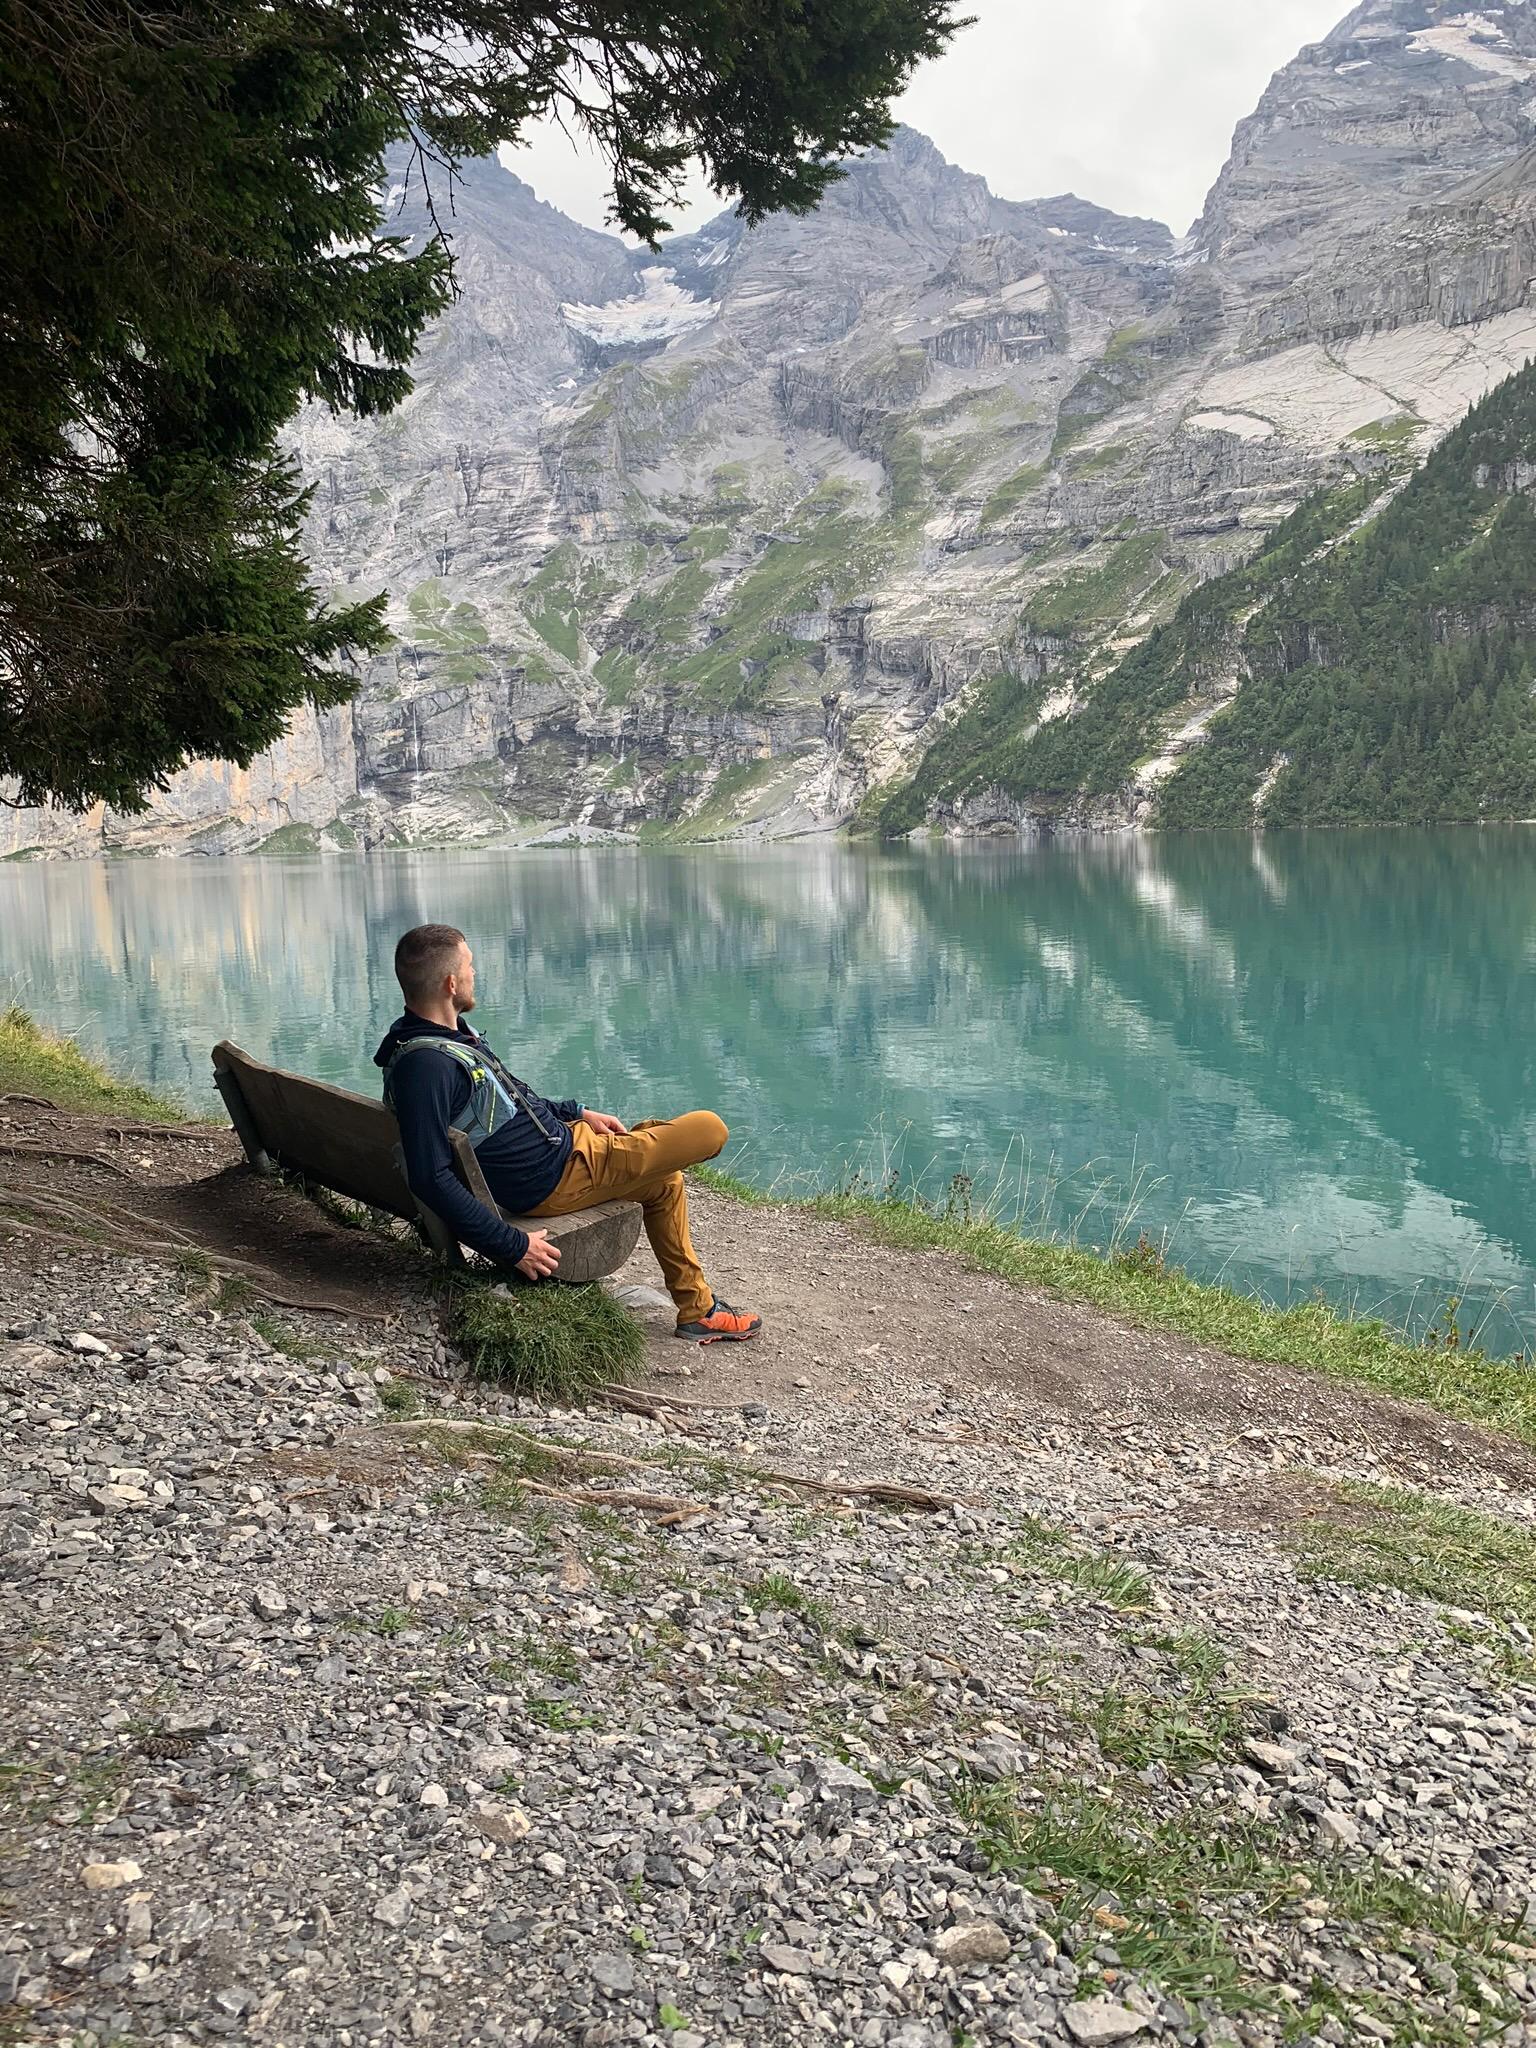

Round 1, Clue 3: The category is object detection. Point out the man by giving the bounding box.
[373,923,762,1344]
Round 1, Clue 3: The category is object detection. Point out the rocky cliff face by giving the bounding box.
[10,0,1536,857]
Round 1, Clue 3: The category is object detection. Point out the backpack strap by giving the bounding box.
[382,1035,518,1148]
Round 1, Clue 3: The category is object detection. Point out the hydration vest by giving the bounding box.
[382,1034,522,1150]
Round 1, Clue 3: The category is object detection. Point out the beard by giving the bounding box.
[456,990,476,1014]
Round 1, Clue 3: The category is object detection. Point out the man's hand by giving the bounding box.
[580,1109,628,1135]
[515,1230,561,1280]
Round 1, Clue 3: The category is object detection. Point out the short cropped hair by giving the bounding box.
[394,923,467,1004]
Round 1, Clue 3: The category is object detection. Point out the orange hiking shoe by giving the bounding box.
[675,1298,763,1344]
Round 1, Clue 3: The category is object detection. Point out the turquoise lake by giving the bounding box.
[4,831,1535,1354]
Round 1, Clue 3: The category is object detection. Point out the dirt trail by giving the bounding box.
[6,1095,1533,1506]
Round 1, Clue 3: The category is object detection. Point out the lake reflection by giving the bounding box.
[4,830,1535,1352]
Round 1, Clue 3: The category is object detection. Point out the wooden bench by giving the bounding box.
[210,1040,642,1284]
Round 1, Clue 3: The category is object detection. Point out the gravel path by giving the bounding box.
[3,1126,1536,2048]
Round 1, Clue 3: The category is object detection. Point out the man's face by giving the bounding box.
[451,943,476,1014]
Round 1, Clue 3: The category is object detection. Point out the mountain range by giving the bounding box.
[8,0,1536,857]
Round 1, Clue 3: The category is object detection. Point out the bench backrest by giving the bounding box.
[211,1039,416,1216]
[210,1038,645,1283]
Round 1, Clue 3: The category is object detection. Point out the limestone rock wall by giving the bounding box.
[16,3,1536,855]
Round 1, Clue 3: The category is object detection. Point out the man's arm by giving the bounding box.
[392,1057,530,1268]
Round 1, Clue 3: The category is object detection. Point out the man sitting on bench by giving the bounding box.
[373,923,762,1345]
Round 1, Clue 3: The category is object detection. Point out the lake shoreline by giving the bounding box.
[7,832,1535,1355]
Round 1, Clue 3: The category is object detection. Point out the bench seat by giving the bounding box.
[210,1040,641,1284]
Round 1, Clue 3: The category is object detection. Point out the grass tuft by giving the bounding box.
[246,1313,326,1361]
[449,1280,644,1403]
[1297,1481,1536,1628]
[744,1573,832,1632]
[0,1004,198,1123]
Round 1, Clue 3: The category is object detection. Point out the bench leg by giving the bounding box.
[414,1201,464,1265]
[213,1066,275,1177]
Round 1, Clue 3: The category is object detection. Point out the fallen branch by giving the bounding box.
[798,1478,964,1511]
[519,1478,706,1517]
[0,1093,62,1111]
[377,1418,966,1510]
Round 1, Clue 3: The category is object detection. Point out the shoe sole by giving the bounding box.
[674,1325,763,1345]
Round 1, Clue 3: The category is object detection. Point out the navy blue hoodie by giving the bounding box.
[372,1011,580,1268]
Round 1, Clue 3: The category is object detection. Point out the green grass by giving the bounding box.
[0,1004,199,1123]
[246,1313,326,1361]
[1089,1667,1247,1774]
[978,462,1046,530]
[955,1775,1519,2039]
[990,1512,1154,1611]
[448,1280,645,1403]
[257,822,323,854]
[1021,530,1167,634]
[691,1166,1536,1442]
[378,1379,422,1420]
[1072,441,1130,476]
[1055,1551,1153,1609]
[1297,1481,1536,1627]
[1346,414,1422,452]
[744,1573,832,1632]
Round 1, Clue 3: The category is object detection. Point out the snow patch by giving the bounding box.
[1334,59,1372,74]
[1407,12,1536,78]
[1186,410,1277,441]
[560,266,718,346]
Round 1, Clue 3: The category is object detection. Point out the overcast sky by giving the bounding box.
[500,0,1348,243]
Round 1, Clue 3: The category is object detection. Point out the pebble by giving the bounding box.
[373,1885,413,1929]
[932,1921,1012,1966]
[1318,1807,1362,1850]
[758,1941,814,1975]
[1063,1998,1152,2043]
[1243,1738,1299,1776]
[79,1861,143,1892]
[470,1801,532,1845]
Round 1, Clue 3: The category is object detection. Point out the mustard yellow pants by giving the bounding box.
[528,1112,727,1323]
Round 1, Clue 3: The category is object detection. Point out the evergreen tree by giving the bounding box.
[1,0,961,812]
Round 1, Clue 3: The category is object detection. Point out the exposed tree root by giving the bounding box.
[100,1122,221,1144]
[0,1093,214,1142]
[0,1139,130,1175]
[600,1382,739,1425]
[0,1178,384,1321]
